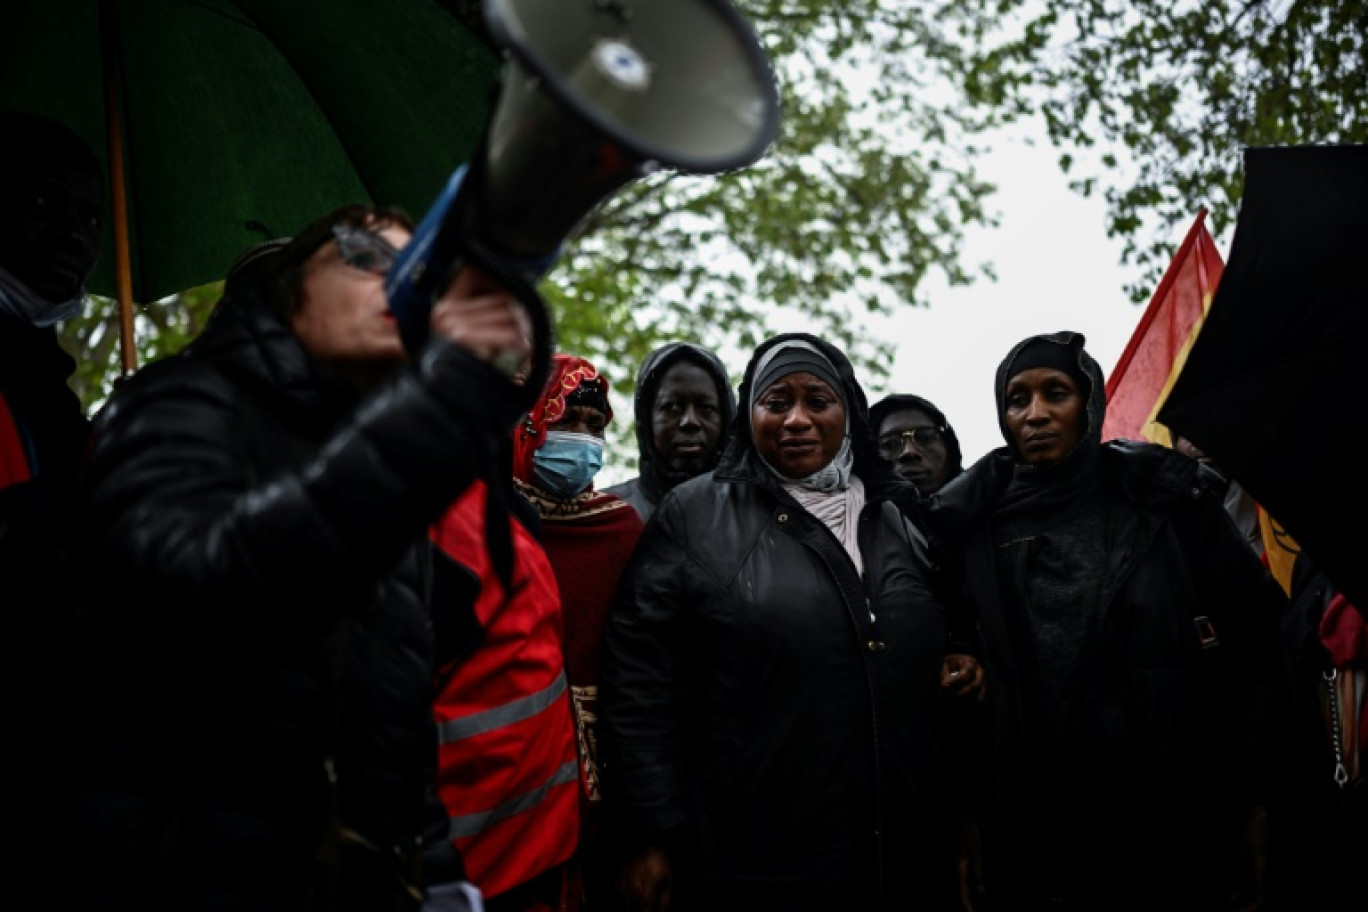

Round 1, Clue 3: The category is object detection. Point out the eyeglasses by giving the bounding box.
[876,426,942,456]
[331,223,399,276]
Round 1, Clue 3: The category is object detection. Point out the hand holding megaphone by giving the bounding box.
[428,264,534,381]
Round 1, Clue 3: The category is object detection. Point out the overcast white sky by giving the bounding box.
[858,130,1216,465]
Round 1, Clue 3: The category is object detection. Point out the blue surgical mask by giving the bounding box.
[533,430,605,497]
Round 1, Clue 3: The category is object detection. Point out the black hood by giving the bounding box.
[868,393,964,480]
[994,329,1106,463]
[630,341,737,502]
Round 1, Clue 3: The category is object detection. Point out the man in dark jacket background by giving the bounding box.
[0,109,104,892]
[0,110,102,629]
[605,341,735,523]
[869,393,964,498]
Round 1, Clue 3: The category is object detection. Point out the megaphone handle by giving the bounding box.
[444,235,556,414]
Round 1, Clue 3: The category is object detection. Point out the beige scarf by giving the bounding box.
[784,474,866,577]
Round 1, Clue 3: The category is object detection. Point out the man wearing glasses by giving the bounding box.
[871,393,981,695]
[870,390,986,895]
[869,394,964,498]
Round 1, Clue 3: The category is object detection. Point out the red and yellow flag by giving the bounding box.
[1259,509,1301,594]
[1104,210,1299,590]
[1103,209,1224,445]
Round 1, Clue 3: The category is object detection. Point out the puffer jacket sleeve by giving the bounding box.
[598,487,700,839]
[82,337,522,612]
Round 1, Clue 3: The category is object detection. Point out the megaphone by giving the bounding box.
[386,0,779,395]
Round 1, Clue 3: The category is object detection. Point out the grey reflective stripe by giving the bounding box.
[437,671,568,743]
[446,759,579,839]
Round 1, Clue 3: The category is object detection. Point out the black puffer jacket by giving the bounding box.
[70,275,520,910]
[600,333,958,911]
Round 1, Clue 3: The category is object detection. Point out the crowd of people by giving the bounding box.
[3,110,1364,912]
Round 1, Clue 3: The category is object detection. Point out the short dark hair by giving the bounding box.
[263,203,413,321]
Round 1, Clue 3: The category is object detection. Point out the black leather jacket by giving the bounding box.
[599,333,959,910]
[922,331,1286,909]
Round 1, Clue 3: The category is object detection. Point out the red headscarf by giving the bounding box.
[512,353,612,486]
[507,353,642,839]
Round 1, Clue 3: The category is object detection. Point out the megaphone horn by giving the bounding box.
[477,0,779,257]
[386,0,780,380]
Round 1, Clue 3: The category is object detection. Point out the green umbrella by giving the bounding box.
[0,0,501,371]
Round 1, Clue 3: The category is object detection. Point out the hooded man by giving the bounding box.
[869,393,964,498]
[605,342,736,523]
[1,111,104,889]
[1,110,103,571]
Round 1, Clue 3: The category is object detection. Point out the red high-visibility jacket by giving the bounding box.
[430,480,579,900]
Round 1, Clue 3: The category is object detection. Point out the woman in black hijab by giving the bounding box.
[600,332,965,911]
[925,330,1287,912]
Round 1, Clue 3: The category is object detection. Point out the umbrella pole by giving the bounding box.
[101,0,137,376]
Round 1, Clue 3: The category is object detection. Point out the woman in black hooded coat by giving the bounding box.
[923,330,1286,911]
[605,341,737,524]
[600,332,965,912]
